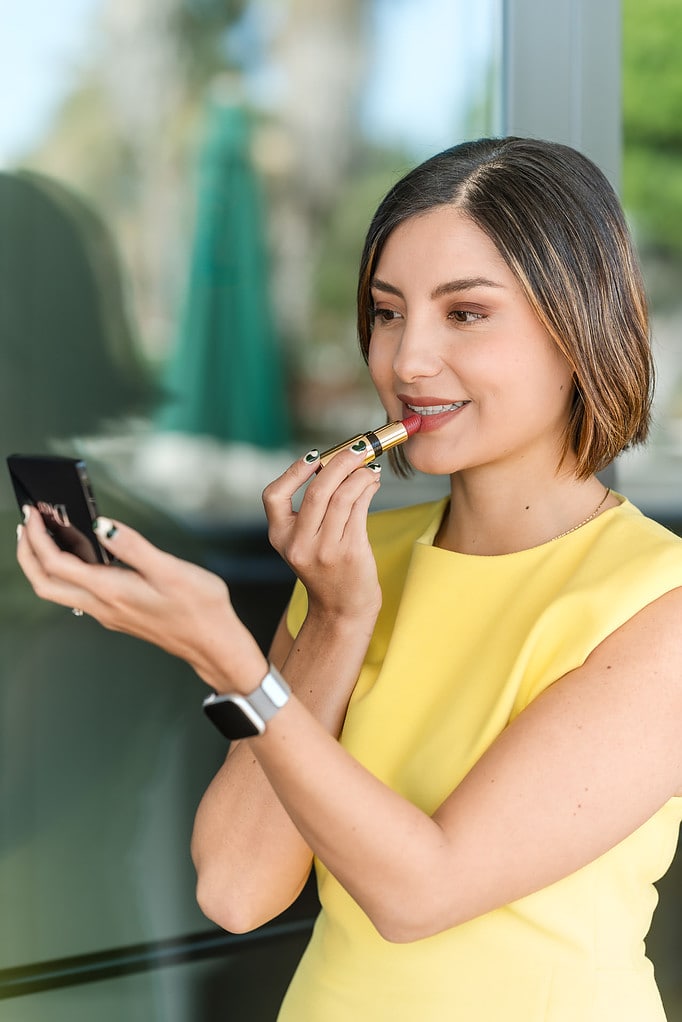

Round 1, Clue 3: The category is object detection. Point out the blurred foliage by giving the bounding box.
[29,75,130,207]
[29,0,248,203]
[174,0,247,87]
[24,0,252,367]
[313,159,410,340]
[622,0,682,263]
[19,0,498,437]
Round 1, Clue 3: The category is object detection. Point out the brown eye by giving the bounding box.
[449,310,484,324]
[372,307,402,324]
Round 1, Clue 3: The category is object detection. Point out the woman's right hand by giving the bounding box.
[193,447,383,933]
[262,447,383,624]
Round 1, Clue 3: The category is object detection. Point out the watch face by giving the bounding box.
[203,695,263,739]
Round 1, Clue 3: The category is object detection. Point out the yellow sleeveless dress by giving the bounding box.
[279,495,682,1021]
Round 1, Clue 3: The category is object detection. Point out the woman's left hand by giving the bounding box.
[15,508,266,693]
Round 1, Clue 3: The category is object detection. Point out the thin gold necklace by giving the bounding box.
[549,487,611,542]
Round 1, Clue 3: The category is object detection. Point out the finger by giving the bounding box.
[338,464,382,545]
[92,516,174,582]
[19,508,170,617]
[262,450,321,535]
[312,462,382,548]
[278,461,380,578]
[289,445,372,539]
[20,504,100,585]
[16,516,98,612]
[92,518,219,629]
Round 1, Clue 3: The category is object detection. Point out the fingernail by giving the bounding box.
[366,461,382,473]
[303,449,319,464]
[16,523,23,541]
[93,517,118,540]
[22,505,31,523]
[350,440,367,454]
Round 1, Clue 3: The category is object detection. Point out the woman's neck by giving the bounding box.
[436,465,616,556]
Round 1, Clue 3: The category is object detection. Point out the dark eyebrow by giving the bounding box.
[371,276,504,300]
[431,277,504,299]
[370,278,404,299]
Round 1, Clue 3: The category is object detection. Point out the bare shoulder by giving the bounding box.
[585,584,682,676]
[506,584,682,809]
[543,583,682,756]
[584,585,682,793]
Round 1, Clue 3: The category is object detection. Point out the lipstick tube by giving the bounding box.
[317,414,421,468]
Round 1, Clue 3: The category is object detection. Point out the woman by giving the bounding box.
[16,137,682,1020]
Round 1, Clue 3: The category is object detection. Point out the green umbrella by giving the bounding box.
[159,100,290,448]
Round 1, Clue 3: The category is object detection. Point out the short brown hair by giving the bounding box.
[357,137,652,479]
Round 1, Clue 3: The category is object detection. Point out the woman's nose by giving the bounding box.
[391,321,441,383]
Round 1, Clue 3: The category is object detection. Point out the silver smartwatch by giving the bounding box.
[202,664,291,739]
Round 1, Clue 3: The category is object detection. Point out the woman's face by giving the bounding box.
[368,206,576,478]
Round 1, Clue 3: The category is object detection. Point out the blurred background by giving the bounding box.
[0,0,680,1018]
[0,0,502,524]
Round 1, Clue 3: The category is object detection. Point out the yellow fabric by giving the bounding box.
[279,495,682,1021]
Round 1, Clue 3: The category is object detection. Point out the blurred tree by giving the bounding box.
[25,0,248,363]
[176,0,247,88]
[19,0,496,443]
[622,0,682,440]
[22,0,368,395]
[258,0,367,358]
[622,0,682,263]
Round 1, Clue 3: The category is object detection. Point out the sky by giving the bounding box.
[363,0,500,154]
[0,0,500,166]
[0,0,101,164]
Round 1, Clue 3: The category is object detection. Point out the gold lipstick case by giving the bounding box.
[318,420,411,468]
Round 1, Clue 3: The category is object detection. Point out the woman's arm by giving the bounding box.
[16,446,384,933]
[191,605,374,932]
[191,613,304,933]
[190,450,385,930]
[240,584,682,942]
[17,467,682,944]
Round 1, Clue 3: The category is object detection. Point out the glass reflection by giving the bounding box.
[1,0,502,522]
[0,171,214,978]
[0,2,502,1017]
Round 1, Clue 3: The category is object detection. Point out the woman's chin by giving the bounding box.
[405,450,463,478]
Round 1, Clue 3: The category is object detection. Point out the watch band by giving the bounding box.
[202,664,291,739]
[246,664,291,722]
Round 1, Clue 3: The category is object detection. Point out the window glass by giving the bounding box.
[0,1,502,1011]
[1,0,502,524]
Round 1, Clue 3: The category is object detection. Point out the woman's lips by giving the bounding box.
[401,399,470,433]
